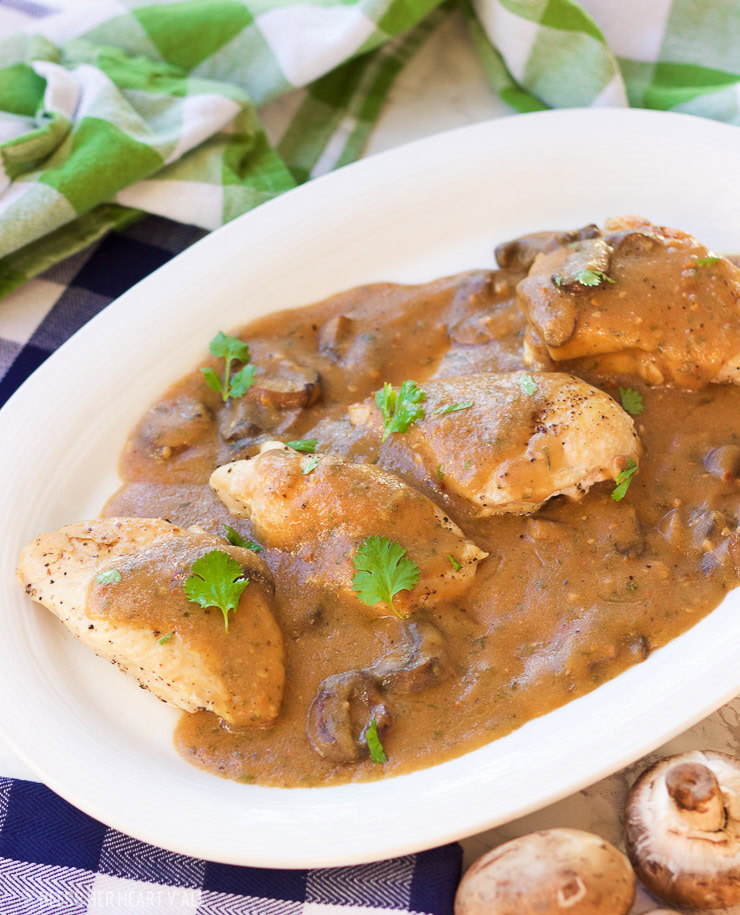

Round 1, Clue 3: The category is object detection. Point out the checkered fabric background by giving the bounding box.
[0,0,737,295]
[0,778,462,913]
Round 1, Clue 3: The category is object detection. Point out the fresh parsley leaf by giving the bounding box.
[158,632,174,645]
[696,255,720,267]
[95,569,121,585]
[448,554,462,571]
[351,535,420,619]
[611,458,638,502]
[375,380,426,443]
[229,364,256,399]
[201,367,223,395]
[202,331,255,403]
[432,400,473,416]
[552,274,563,287]
[619,387,644,416]
[576,269,615,286]
[519,374,538,396]
[286,439,318,454]
[209,330,249,363]
[366,719,388,764]
[183,550,249,631]
[463,458,471,469]
[436,464,444,481]
[302,454,320,475]
[224,525,263,553]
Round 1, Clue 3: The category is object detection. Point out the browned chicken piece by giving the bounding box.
[515,216,740,389]
[17,518,284,727]
[348,372,640,516]
[210,444,487,616]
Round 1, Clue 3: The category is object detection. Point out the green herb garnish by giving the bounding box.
[519,374,538,396]
[201,331,256,402]
[302,455,320,475]
[351,536,420,620]
[437,464,444,481]
[95,570,121,585]
[286,439,318,453]
[432,400,473,416]
[224,525,263,553]
[611,458,638,502]
[158,632,174,645]
[626,580,638,593]
[619,387,644,416]
[366,719,388,764]
[553,274,563,287]
[576,269,615,286]
[448,554,462,571]
[183,549,249,631]
[375,380,426,443]
[696,255,720,267]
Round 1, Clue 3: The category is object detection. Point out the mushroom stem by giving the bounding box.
[665,762,725,832]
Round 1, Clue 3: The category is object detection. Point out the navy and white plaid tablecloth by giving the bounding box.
[0,216,463,913]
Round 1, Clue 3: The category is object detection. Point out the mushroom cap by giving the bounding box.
[625,750,740,909]
[454,828,634,915]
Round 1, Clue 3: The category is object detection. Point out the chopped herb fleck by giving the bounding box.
[302,455,320,475]
[95,569,121,585]
[158,632,174,645]
[225,525,263,553]
[286,439,317,453]
[576,269,615,286]
[366,719,388,764]
[519,373,538,396]
[626,580,638,593]
[611,458,638,502]
[437,464,444,481]
[448,554,462,571]
[552,274,563,287]
[696,255,720,267]
[432,400,473,416]
[619,387,645,416]
[375,380,426,442]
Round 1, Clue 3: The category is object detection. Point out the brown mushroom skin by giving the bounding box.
[625,750,740,910]
[455,828,634,915]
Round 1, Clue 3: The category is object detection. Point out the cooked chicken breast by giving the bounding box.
[348,372,640,515]
[210,444,487,616]
[515,216,740,389]
[17,518,284,727]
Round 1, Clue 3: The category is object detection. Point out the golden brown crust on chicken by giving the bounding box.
[348,372,641,515]
[210,445,487,616]
[517,216,740,389]
[17,518,284,727]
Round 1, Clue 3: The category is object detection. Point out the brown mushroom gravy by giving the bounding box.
[103,235,740,787]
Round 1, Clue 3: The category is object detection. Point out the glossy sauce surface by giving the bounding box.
[104,268,740,786]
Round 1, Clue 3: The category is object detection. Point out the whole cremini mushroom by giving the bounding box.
[454,828,635,914]
[625,750,740,909]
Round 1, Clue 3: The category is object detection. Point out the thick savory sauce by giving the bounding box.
[104,267,740,786]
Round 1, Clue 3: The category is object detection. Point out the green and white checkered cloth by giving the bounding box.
[0,0,738,297]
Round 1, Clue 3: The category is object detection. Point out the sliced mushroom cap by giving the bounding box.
[494,225,601,272]
[625,750,740,909]
[550,238,613,290]
[455,828,634,915]
[371,620,450,694]
[704,444,740,482]
[306,670,391,764]
[139,396,213,455]
[250,354,321,410]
